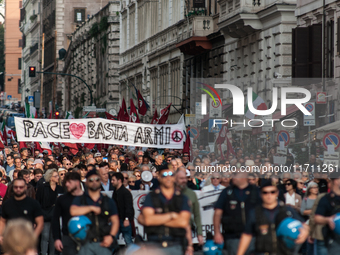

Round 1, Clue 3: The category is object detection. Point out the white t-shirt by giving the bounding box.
[286,192,296,206]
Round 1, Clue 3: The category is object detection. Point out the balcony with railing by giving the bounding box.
[218,0,265,38]
[176,7,215,55]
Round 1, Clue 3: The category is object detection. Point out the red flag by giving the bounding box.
[63,143,79,155]
[157,103,172,124]
[19,142,27,149]
[129,99,140,123]
[215,124,235,160]
[105,112,117,120]
[119,99,129,122]
[150,109,159,124]
[182,131,191,161]
[137,90,147,116]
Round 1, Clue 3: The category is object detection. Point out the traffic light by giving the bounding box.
[29,66,36,77]
[55,111,60,119]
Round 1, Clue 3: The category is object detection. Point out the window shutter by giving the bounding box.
[309,24,322,78]
[292,27,309,78]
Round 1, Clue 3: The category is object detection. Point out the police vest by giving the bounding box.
[144,189,187,239]
[323,192,340,244]
[222,185,259,236]
[80,194,111,241]
[254,204,293,255]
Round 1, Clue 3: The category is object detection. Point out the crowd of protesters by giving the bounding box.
[0,141,338,255]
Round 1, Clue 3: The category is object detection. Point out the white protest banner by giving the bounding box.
[117,190,222,244]
[14,117,186,149]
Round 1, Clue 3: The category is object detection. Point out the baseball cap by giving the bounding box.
[86,169,99,179]
[42,150,49,154]
[38,153,43,158]
[186,169,191,177]
[245,160,255,166]
[94,152,101,157]
[33,159,43,165]
[58,167,67,172]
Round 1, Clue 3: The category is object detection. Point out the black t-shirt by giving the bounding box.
[244,205,302,235]
[315,192,340,217]
[2,196,43,225]
[318,179,328,194]
[52,193,80,240]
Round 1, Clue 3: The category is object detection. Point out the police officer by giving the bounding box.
[70,169,119,255]
[315,173,340,253]
[213,171,260,255]
[236,180,309,255]
[137,165,191,255]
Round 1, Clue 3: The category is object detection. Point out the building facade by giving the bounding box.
[119,0,297,126]
[19,0,41,107]
[4,0,22,104]
[63,2,120,117]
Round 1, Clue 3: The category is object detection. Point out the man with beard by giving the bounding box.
[111,172,134,246]
[52,172,84,255]
[176,168,203,248]
[0,178,44,243]
[70,170,119,255]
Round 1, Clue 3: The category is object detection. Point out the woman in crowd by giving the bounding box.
[36,169,64,255]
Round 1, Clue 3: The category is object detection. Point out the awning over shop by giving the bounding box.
[310,120,340,133]
[310,120,340,139]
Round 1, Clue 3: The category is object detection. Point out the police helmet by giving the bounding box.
[68,216,92,241]
[333,213,340,235]
[203,240,224,255]
[276,218,303,249]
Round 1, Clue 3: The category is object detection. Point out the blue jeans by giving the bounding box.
[328,239,340,254]
[315,240,327,255]
[41,222,55,255]
[116,219,133,246]
[225,238,255,255]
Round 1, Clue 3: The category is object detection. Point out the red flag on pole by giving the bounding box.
[137,90,148,116]
[157,103,172,124]
[150,109,159,124]
[182,131,191,161]
[120,99,129,122]
[215,124,235,160]
[129,99,140,123]
[105,112,117,120]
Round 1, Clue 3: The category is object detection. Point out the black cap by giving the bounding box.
[260,179,277,190]
[157,164,170,172]
[86,169,98,179]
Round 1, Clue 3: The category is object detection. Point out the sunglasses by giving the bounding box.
[52,175,59,178]
[13,185,25,189]
[59,173,65,176]
[262,190,276,195]
[13,147,18,149]
[211,177,220,180]
[124,177,129,180]
[66,163,72,166]
[285,183,292,186]
[128,181,135,184]
[89,177,100,182]
[135,174,141,177]
[161,171,174,178]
